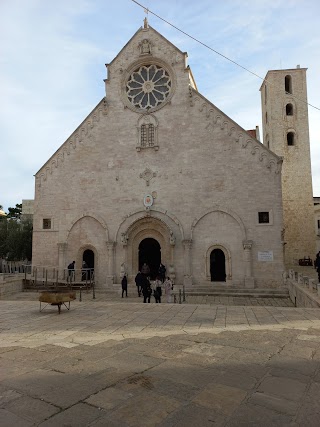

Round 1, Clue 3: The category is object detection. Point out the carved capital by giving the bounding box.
[243,240,253,250]
[120,233,128,246]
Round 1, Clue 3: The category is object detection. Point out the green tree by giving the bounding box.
[0,204,32,261]
[7,203,22,221]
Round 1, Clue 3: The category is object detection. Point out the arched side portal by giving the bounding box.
[206,245,231,283]
[83,249,95,269]
[210,249,226,282]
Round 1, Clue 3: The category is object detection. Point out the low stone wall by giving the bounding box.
[0,274,24,297]
[286,269,320,308]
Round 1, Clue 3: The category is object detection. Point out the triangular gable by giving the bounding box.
[108,25,186,68]
[189,87,282,174]
[35,98,108,180]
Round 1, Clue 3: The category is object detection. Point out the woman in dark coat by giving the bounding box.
[121,275,128,298]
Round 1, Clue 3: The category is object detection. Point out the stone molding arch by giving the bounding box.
[115,208,184,243]
[123,216,172,279]
[77,244,98,267]
[205,244,232,281]
[66,212,109,241]
[191,206,247,241]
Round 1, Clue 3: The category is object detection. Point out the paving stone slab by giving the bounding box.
[192,382,247,415]
[249,391,298,415]
[159,402,226,427]
[85,387,133,410]
[39,402,106,426]
[5,395,60,423]
[0,408,33,427]
[109,390,180,427]
[226,402,293,426]
[257,375,307,402]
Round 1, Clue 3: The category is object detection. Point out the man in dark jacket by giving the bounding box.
[121,275,128,298]
[135,271,143,297]
[68,261,75,282]
[141,275,152,303]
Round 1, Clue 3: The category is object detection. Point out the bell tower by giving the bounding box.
[260,67,315,266]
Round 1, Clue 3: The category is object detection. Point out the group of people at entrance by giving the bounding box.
[121,262,173,303]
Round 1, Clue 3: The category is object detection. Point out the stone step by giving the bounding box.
[174,292,289,298]
[173,287,289,298]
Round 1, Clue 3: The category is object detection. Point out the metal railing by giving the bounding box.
[23,266,95,294]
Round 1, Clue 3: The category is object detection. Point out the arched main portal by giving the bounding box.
[210,249,226,282]
[139,238,161,279]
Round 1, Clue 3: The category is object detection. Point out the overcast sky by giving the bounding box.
[1,0,319,212]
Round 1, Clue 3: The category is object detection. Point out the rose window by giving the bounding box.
[126,65,171,109]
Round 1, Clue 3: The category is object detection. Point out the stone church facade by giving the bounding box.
[32,22,311,290]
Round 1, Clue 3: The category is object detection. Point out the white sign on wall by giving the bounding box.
[258,251,274,262]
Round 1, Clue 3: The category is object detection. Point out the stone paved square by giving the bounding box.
[1,293,320,425]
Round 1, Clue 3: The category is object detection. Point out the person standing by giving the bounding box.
[121,274,128,298]
[81,260,88,281]
[68,261,75,282]
[141,263,150,277]
[164,276,173,303]
[142,277,152,303]
[135,271,143,297]
[151,280,160,303]
[158,263,166,283]
[154,276,162,303]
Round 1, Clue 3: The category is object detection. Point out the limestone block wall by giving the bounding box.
[32,25,285,288]
[260,69,316,265]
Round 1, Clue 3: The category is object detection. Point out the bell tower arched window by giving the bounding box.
[285,75,292,94]
[287,131,295,146]
[286,103,293,116]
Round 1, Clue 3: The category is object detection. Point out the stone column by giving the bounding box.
[106,241,115,286]
[243,240,254,288]
[169,230,176,282]
[182,239,193,287]
[57,242,67,277]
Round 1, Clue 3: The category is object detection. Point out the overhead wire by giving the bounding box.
[131,0,320,112]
